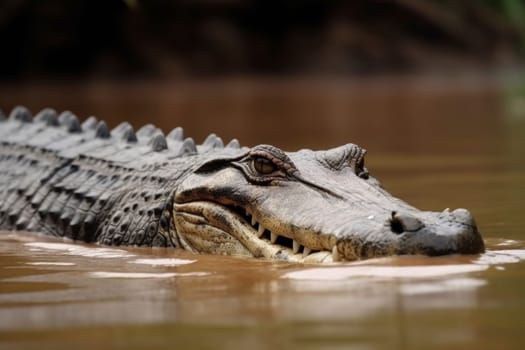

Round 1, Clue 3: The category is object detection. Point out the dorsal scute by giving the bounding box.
[34,108,58,125]
[95,121,111,139]
[82,116,98,130]
[203,133,224,149]
[167,127,184,141]
[9,106,32,123]
[66,115,82,133]
[1,106,244,157]
[181,137,197,155]
[226,139,240,149]
[112,122,133,136]
[121,126,138,143]
[137,124,158,138]
[149,133,168,152]
[58,111,75,125]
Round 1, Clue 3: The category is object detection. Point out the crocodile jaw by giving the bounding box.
[174,201,335,263]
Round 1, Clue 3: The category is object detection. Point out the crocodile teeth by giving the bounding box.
[332,246,341,262]
[303,247,311,257]
[257,225,265,238]
[251,216,257,226]
[270,232,278,244]
[293,240,301,254]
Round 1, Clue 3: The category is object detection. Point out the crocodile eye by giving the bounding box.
[253,157,277,175]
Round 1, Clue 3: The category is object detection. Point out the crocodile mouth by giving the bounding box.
[173,201,337,263]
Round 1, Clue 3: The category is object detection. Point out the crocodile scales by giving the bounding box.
[0,106,485,263]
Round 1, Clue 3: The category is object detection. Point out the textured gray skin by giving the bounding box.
[0,106,485,262]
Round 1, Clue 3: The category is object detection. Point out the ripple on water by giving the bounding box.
[88,271,209,279]
[25,262,76,266]
[24,242,133,259]
[475,249,525,265]
[486,238,525,248]
[283,264,489,281]
[131,258,196,267]
[399,277,487,296]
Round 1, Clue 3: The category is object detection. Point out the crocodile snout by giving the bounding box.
[391,207,485,256]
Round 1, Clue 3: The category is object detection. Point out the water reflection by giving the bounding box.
[1,233,524,333]
[283,264,489,280]
[25,242,134,259]
[88,271,208,278]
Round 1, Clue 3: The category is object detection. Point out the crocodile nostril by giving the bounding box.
[390,211,404,234]
[389,211,424,234]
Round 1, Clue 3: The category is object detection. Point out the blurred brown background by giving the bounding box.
[0,0,522,79]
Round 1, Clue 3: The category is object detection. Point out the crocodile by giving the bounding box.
[0,106,485,263]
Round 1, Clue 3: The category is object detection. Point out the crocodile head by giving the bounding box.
[173,143,484,263]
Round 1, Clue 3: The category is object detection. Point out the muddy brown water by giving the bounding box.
[0,76,524,349]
